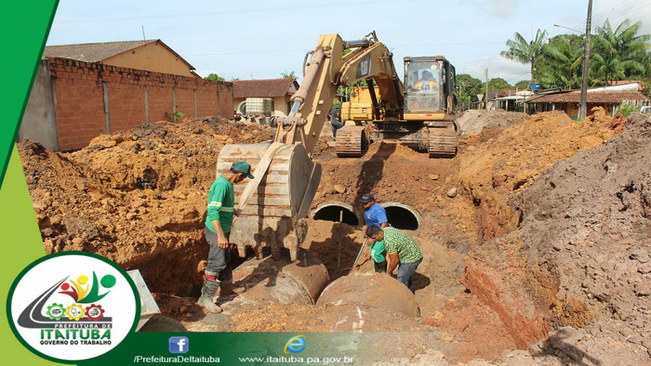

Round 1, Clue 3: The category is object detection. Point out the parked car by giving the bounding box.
[640,106,651,113]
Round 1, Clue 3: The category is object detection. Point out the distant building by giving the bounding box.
[232,78,299,117]
[43,39,199,78]
[493,90,534,112]
[20,40,232,151]
[526,83,649,119]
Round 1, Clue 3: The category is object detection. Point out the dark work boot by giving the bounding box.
[197,278,222,313]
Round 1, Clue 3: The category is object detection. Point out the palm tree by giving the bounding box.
[538,34,584,89]
[501,29,548,82]
[281,71,296,78]
[591,19,649,85]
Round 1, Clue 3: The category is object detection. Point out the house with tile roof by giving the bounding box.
[43,39,199,77]
[526,85,649,119]
[232,78,300,117]
[20,40,232,151]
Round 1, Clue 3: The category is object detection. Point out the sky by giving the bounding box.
[46,0,651,86]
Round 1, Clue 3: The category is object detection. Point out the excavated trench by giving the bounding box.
[19,111,645,363]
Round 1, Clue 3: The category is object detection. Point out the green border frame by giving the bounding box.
[6,251,141,364]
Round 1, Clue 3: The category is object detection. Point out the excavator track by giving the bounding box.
[336,126,367,157]
[428,125,457,158]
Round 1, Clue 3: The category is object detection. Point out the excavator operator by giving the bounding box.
[413,70,438,92]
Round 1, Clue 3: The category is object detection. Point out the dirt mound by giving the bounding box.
[460,112,650,363]
[456,109,530,136]
[19,118,275,296]
[458,108,626,241]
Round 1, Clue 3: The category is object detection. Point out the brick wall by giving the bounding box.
[47,57,233,151]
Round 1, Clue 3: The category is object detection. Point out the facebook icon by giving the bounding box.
[169,336,189,354]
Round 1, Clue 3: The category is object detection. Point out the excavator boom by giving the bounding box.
[217,32,409,261]
[273,32,403,156]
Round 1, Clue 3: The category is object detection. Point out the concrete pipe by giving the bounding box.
[316,272,419,318]
[217,143,322,261]
[230,249,329,305]
[380,202,421,231]
[311,201,362,226]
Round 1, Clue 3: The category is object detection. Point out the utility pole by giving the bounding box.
[485,68,489,112]
[578,0,593,120]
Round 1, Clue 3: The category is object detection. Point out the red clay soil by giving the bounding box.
[17,109,650,364]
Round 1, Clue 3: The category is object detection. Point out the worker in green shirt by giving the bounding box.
[356,237,388,273]
[366,225,423,292]
[198,161,253,313]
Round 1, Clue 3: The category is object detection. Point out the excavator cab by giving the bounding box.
[403,56,456,116]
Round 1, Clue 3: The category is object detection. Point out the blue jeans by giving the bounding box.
[332,122,343,138]
[397,257,422,292]
[205,228,231,281]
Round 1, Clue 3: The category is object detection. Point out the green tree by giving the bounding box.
[205,73,225,82]
[488,78,511,91]
[514,80,531,90]
[537,34,584,89]
[281,71,296,78]
[591,19,650,85]
[456,74,483,109]
[501,29,548,82]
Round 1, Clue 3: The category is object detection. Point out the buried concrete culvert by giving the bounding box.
[227,248,329,306]
[381,202,421,231]
[311,201,362,226]
[315,272,420,331]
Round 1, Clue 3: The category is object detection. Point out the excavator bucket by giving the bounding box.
[217,142,322,261]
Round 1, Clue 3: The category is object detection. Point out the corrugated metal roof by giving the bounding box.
[528,91,649,103]
[233,78,299,98]
[43,39,195,70]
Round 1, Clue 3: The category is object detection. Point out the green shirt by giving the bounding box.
[383,227,423,263]
[370,240,386,263]
[205,175,235,233]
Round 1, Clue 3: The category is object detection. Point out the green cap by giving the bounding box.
[231,161,254,179]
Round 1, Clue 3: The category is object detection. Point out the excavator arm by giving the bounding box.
[273,32,403,156]
[218,32,402,262]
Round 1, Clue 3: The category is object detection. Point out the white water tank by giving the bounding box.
[245,97,273,116]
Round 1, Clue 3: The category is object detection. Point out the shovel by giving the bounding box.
[351,237,369,272]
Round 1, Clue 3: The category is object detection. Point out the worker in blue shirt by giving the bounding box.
[357,193,389,273]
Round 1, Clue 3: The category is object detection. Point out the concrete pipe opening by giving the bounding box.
[312,201,360,226]
[381,202,421,231]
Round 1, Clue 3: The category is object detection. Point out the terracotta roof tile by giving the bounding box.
[233,78,298,98]
[529,91,649,103]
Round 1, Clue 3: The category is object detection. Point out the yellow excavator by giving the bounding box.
[338,55,458,158]
[216,32,457,261]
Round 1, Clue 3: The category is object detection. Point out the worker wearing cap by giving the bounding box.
[198,161,254,313]
[366,224,423,292]
[358,193,389,273]
[360,193,388,233]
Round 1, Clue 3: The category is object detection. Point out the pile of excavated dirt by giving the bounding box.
[461,112,650,363]
[17,108,650,365]
[19,118,275,296]
[458,108,626,242]
[456,109,530,137]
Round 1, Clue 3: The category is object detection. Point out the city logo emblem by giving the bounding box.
[169,336,189,354]
[7,252,139,362]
